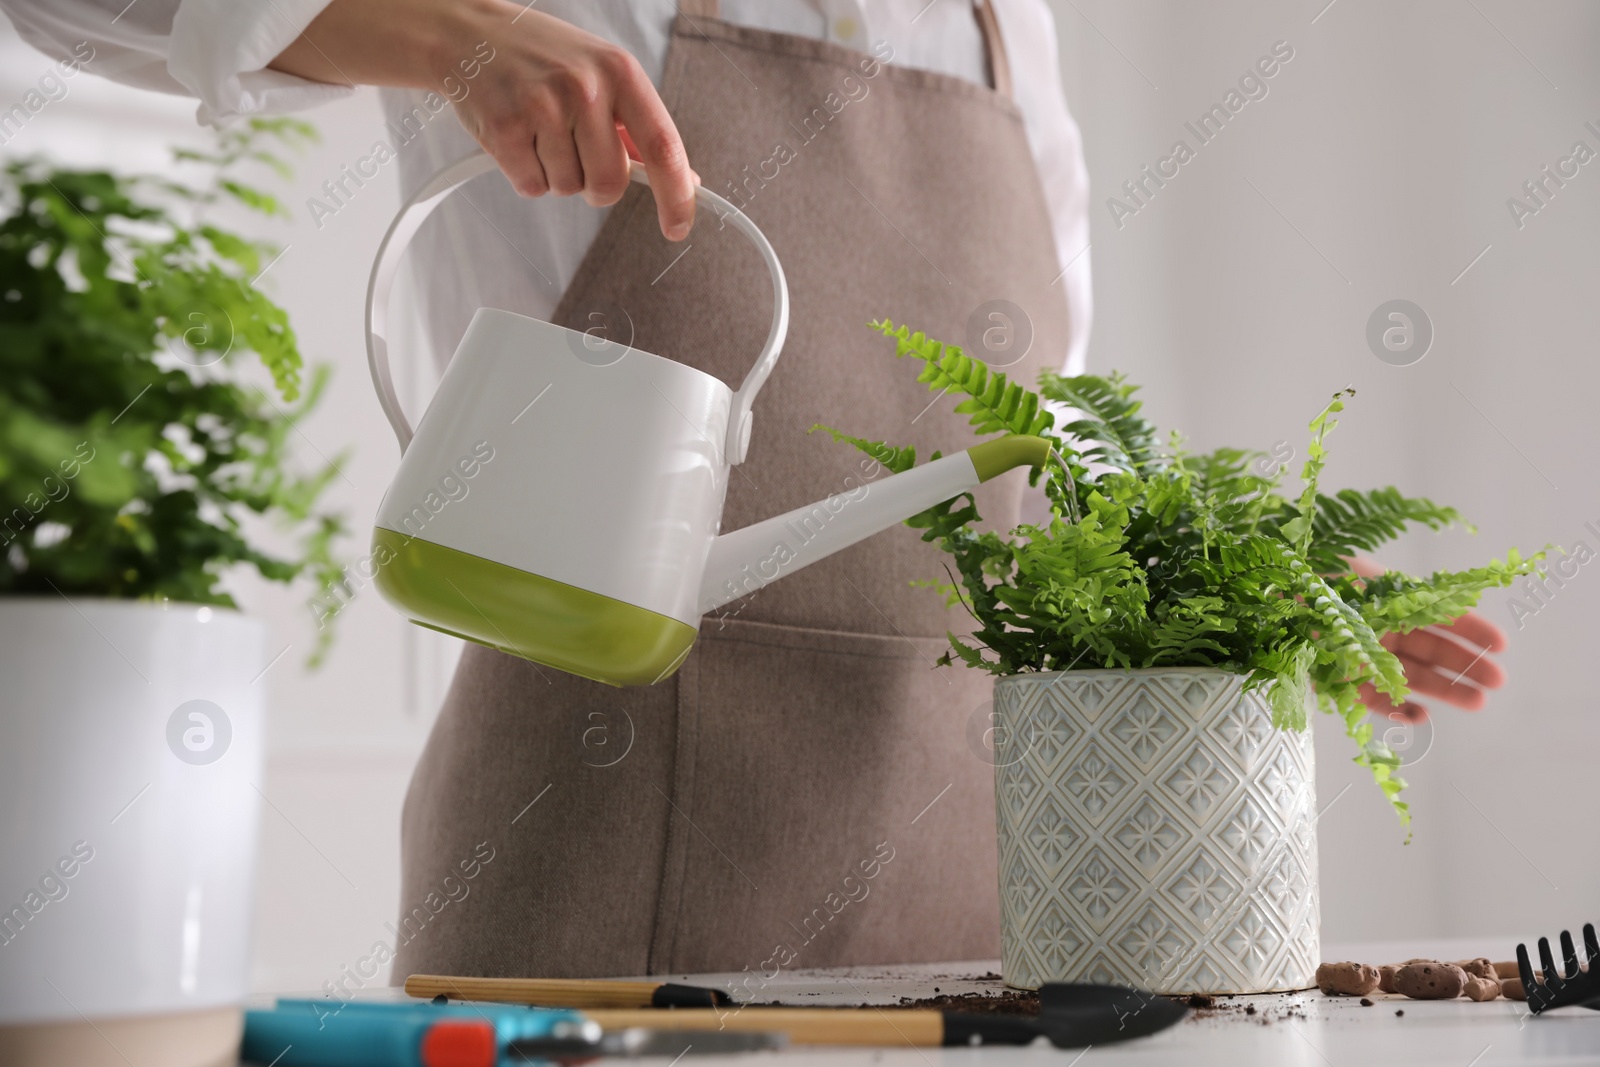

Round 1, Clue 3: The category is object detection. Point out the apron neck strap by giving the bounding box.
[973,0,1014,100]
[673,1,1014,100]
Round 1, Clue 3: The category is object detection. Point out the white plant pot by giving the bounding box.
[0,599,265,1067]
[992,667,1318,994]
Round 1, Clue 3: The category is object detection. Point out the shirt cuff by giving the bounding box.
[169,0,353,125]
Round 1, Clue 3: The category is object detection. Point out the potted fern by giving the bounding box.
[819,321,1535,996]
[0,121,344,1067]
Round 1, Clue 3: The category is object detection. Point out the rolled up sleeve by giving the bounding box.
[0,0,353,124]
[170,0,351,123]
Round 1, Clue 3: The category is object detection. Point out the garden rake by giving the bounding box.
[1517,921,1599,1014]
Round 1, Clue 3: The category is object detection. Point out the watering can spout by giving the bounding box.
[698,435,1053,615]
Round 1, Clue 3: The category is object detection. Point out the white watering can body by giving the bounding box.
[366,155,1048,686]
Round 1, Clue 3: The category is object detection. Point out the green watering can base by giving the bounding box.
[370,528,697,687]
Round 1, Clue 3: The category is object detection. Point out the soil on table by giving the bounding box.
[1169,992,1315,1026]
[877,989,1317,1025]
[895,989,1041,1013]
[784,971,1045,1014]
[825,972,1318,1025]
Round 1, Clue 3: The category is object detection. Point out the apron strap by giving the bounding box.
[672,1,1013,99]
[973,0,1014,100]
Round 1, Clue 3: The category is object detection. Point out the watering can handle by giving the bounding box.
[366,154,790,462]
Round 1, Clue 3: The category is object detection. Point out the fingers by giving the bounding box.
[1433,610,1508,654]
[442,8,693,231]
[1391,628,1506,689]
[1357,682,1428,723]
[611,58,696,240]
[533,117,584,198]
[1359,608,1512,719]
[1401,662,1489,710]
[484,125,548,198]
[617,126,701,185]
[575,101,630,207]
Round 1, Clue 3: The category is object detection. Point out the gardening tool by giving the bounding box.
[242,999,779,1065]
[1517,921,1600,1014]
[364,154,1052,686]
[404,973,733,1009]
[242,998,579,1066]
[569,982,1186,1048]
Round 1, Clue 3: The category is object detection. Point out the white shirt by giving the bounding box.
[1,0,1091,373]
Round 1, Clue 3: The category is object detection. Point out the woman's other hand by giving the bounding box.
[1351,556,1509,723]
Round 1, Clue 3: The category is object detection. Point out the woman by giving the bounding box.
[4,0,1509,981]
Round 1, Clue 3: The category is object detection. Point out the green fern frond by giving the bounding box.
[1280,388,1353,554]
[1352,549,1541,633]
[871,319,1055,439]
[1320,684,1412,832]
[1300,487,1467,574]
[1147,596,1236,663]
[808,424,917,473]
[1037,371,1162,475]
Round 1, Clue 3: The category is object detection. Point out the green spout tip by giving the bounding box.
[968,435,1052,482]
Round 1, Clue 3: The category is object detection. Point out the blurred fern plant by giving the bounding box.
[0,118,347,660]
[818,320,1539,828]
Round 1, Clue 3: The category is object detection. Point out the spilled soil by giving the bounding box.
[806,970,1322,1026]
[895,989,1041,1014]
[1171,991,1315,1026]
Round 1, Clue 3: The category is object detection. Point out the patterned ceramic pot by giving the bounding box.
[991,667,1318,994]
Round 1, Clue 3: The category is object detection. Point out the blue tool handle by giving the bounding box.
[243,1006,437,1067]
[272,998,580,1041]
[244,1000,583,1066]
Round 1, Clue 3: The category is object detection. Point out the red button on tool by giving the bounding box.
[420,1020,497,1067]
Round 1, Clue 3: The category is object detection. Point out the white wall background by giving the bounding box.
[2,0,1595,994]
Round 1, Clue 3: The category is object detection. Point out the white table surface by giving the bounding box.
[254,943,1600,1066]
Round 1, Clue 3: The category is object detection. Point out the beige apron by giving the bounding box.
[392,0,1070,980]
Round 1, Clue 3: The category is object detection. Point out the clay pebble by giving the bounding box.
[1377,958,1431,994]
[1463,975,1501,1002]
[1454,958,1497,980]
[1393,962,1467,1000]
[1316,962,1382,996]
[1501,973,1544,1002]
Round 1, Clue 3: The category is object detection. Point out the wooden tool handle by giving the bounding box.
[405,974,663,1009]
[584,1008,944,1047]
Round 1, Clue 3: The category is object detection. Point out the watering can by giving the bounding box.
[365,153,1051,686]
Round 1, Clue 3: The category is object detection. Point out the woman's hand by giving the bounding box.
[1350,557,1509,722]
[271,0,699,240]
[1357,615,1508,722]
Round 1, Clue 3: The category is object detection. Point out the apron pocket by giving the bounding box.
[652,618,1004,974]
